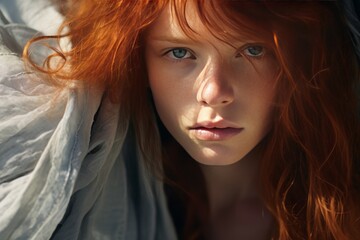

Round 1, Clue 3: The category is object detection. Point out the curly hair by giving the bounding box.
[25,0,360,239]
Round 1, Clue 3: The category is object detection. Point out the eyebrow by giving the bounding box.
[147,34,265,52]
[148,33,258,47]
[147,35,201,45]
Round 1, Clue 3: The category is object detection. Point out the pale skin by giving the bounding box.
[146,2,277,239]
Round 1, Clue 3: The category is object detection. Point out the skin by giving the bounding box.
[145,2,277,239]
[146,7,278,166]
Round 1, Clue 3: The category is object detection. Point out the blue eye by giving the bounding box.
[243,45,264,57]
[166,48,195,60]
[172,48,187,58]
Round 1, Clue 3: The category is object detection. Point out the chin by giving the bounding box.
[188,147,248,166]
[197,160,241,166]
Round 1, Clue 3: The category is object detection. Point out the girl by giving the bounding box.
[0,0,359,239]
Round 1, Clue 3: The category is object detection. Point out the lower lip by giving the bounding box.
[189,127,243,141]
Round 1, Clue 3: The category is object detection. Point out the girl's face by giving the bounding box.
[146,3,278,166]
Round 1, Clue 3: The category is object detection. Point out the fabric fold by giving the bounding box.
[0,1,177,239]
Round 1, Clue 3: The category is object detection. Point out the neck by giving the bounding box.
[199,145,263,217]
[199,145,274,240]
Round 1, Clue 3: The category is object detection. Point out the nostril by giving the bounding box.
[200,100,208,106]
[196,76,234,106]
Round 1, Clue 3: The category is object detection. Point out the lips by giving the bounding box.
[189,121,243,141]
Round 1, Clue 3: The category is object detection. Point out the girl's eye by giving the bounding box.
[243,45,264,57]
[166,48,195,60]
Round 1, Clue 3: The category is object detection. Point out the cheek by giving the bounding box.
[148,72,181,132]
[239,64,278,132]
[148,74,198,147]
[147,60,167,109]
[147,62,194,119]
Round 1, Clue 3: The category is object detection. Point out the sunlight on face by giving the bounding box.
[145,3,278,166]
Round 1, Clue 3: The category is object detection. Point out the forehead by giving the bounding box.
[146,1,262,44]
[146,2,210,42]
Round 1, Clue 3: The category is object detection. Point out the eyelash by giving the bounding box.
[164,48,196,62]
[163,44,266,62]
[237,45,266,59]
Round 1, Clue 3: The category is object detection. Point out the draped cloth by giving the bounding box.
[0,1,176,239]
[341,0,360,62]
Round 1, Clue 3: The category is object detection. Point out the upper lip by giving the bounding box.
[190,120,241,129]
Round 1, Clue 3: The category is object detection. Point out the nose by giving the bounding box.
[196,62,234,107]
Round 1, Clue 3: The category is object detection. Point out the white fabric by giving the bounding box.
[0,1,176,239]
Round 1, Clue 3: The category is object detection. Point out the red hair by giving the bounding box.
[260,3,360,238]
[25,0,360,239]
